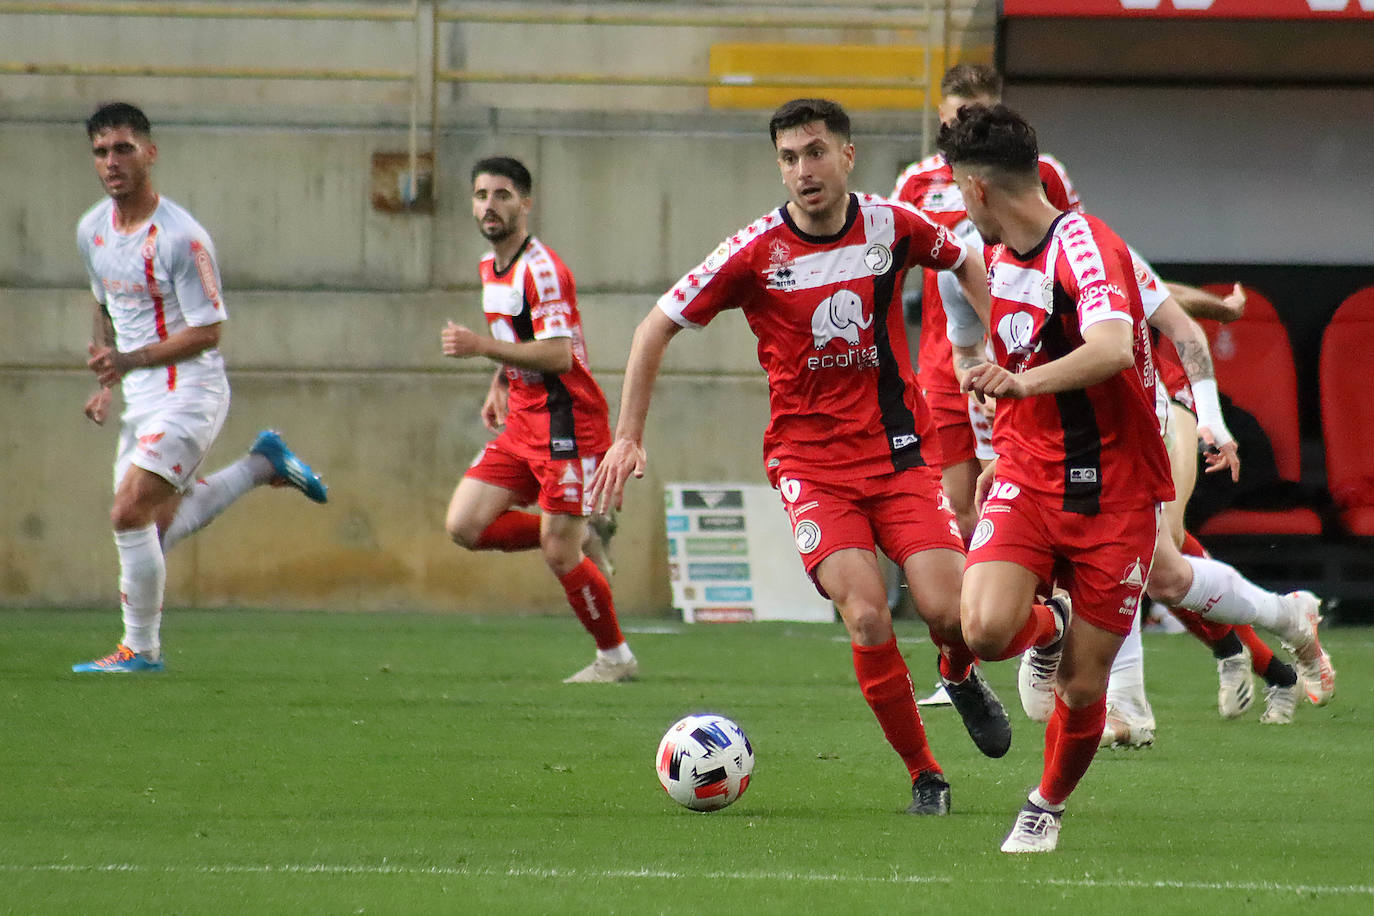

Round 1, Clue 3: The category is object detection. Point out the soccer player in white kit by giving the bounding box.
[73,102,328,673]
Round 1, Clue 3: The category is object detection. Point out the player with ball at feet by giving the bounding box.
[591,99,1011,818]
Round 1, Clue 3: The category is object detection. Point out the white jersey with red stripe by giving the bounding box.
[77,195,228,406]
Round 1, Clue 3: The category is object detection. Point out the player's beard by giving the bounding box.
[478,217,514,243]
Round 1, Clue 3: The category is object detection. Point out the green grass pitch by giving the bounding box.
[2,609,1372,914]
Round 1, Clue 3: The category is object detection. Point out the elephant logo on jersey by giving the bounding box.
[997,310,1041,358]
[812,290,873,349]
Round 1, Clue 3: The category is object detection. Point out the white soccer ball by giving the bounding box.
[655,713,755,812]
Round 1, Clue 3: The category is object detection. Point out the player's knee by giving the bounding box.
[960,625,1004,662]
[540,535,583,578]
[839,600,893,646]
[919,599,963,645]
[1057,672,1108,710]
[110,497,151,532]
[1146,554,1191,605]
[446,517,481,550]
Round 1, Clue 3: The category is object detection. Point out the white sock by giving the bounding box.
[1107,614,1149,717]
[1179,555,1286,632]
[162,456,267,551]
[1028,789,1065,814]
[116,524,165,654]
[597,642,633,664]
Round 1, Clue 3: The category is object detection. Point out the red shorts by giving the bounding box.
[777,465,964,597]
[966,480,1161,637]
[464,435,601,516]
[926,388,976,469]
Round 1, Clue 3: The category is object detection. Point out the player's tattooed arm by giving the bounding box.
[92,301,116,349]
[1173,335,1215,384]
[952,343,988,387]
[83,302,117,424]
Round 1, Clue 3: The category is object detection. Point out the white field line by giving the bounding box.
[2,863,1371,895]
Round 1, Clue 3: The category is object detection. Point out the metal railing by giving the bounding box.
[2,0,957,200]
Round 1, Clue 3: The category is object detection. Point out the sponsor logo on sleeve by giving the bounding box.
[189,240,221,306]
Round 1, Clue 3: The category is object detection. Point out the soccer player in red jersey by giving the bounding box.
[893,64,1080,541]
[944,106,1330,852]
[941,105,1177,852]
[590,99,1010,816]
[442,157,636,684]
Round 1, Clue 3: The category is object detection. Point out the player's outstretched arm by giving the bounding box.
[588,308,681,514]
[1166,281,1246,323]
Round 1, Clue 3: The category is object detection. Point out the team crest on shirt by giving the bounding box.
[863,243,893,274]
[765,239,796,290]
[794,519,822,554]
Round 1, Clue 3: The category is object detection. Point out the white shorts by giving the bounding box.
[114,391,230,493]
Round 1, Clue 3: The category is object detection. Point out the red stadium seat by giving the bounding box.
[1319,286,1374,536]
[1193,285,1321,535]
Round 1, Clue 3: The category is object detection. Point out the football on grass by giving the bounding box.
[655,713,754,811]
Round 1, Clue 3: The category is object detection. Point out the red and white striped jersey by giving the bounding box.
[893,153,1081,397]
[657,193,967,483]
[985,211,1173,513]
[478,236,610,460]
[76,195,227,403]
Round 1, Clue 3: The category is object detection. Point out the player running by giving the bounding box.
[441,157,635,684]
[74,102,328,673]
[590,99,1011,817]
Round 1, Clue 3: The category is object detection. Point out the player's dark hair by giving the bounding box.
[940,63,1002,102]
[939,104,1039,182]
[470,156,532,196]
[769,98,851,145]
[86,102,152,139]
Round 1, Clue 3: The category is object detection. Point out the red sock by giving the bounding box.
[1180,530,1210,559]
[984,603,1059,661]
[474,511,541,551]
[1235,625,1276,676]
[1170,606,1235,645]
[930,628,976,682]
[1038,693,1107,806]
[852,638,940,780]
[558,557,624,650]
